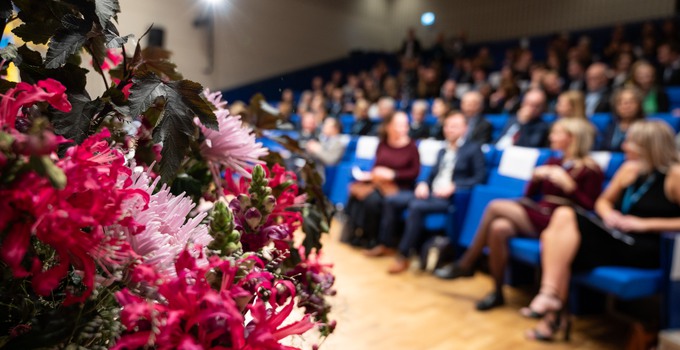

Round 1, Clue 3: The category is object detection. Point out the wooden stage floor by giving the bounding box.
[294,220,633,350]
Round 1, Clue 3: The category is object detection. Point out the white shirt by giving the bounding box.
[431,140,463,192]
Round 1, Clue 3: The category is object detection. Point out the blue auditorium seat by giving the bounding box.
[649,113,680,133]
[340,114,355,134]
[666,87,680,110]
[589,113,612,135]
[485,114,510,140]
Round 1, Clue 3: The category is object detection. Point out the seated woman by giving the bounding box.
[365,111,487,273]
[627,60,670,115]
[599,87,645,152]
[554,90,586,119]
[341,111,420,248]
[524,120,680,342]
[435,118,604,312]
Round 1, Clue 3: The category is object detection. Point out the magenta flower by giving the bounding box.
[0,129,145,304]
[113,250,315,350]
[196,89,268,177]
[0,79,71,130]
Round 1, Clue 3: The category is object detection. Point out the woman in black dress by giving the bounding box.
[523,120,680,341]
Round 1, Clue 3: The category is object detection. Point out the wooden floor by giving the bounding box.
[290,220,633,350]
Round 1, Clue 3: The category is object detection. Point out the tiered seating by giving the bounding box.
[260,112,680,328]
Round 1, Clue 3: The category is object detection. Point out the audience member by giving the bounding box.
[584,63,612,116]
[408,100,431,140]
[566,59,587,91]
[366,111,486,273]
[524,120,680,341]
[342,112,421,248]
[436,118,603,312]
[611,52,634,89]
[656,41,680,86]
[554,90,586,119]
[276,101,296,130]
[541,70,563,113]
[440,79,461,109]
[488,79,521,114]
[328,87,345,118]
[495,89,551,149]
[428,98,453,140]
[400,27,422,60]
[296,90,313,114]
[599,87,645,152]
[628,60,670,114]
[350,99,374,136]
[306,117,346,176]
[298,111,319,148]
[460,91,493,144]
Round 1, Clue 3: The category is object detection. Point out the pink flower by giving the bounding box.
[117,169,213,276]
[196,89,268,177]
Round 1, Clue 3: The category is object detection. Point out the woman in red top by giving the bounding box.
[342,111,421,248]
[434,118,604,311]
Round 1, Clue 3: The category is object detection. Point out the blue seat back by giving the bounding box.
[649,113,680,133]
[457,185,524,247]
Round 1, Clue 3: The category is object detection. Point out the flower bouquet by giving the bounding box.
[0,1,335,349]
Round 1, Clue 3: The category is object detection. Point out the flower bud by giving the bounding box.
[244,207,262,230]
[263,195,276,213]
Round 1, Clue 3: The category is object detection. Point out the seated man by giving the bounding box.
[365,111,487,274]
[495,89,551,150]
[409,99,431,140]
[306,117,346,180]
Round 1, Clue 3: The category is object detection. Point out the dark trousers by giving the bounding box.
[380,194,451,257]
[344,190,385,247]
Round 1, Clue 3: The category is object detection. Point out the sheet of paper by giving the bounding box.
[497,146,540,180]
[352,166,372,182]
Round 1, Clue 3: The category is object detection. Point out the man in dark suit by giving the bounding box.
[409,100,431,139]
[400,28,422,60]
[584,62,611,116]
[460,91,493,144]
[365,111,487,273]
[495,89,551,149]
[657,41,680,86]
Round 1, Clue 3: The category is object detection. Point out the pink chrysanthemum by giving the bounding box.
[120,169,213,275]
[196,89,268,177]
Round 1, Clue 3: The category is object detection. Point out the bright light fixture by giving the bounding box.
[421,12,435,27]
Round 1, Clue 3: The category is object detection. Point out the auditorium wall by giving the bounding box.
[86,0,675,95]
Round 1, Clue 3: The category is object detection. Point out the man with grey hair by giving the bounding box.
[409,100,430,139]
[460,91,493,144]
[584,62,611,116]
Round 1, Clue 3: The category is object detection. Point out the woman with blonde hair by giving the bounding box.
[435,118,604,311]
[554,90,586,119]
[524,120,680,342]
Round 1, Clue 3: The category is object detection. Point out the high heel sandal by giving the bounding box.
[520,292,562,319]
[525,309,572,342]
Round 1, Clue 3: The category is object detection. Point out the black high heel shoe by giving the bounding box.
[525,309,572,342]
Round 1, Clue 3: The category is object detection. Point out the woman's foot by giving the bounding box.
[433,261,474,280]
[387,258,410,274]
[475,291,505,311]
[363,244,396,257]
[525,310,572,342]
[520,291,562,319]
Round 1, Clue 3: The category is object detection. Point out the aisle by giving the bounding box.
[313,221,628,350]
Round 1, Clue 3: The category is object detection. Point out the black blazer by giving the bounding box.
[467,115,493,144]
[588,89,612,114]
[426,141,487,191]
[409,123,430,140]
[351,119,374,136]
[496,116,551,148]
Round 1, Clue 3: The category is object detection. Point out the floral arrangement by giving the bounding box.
[0,1,335,349]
